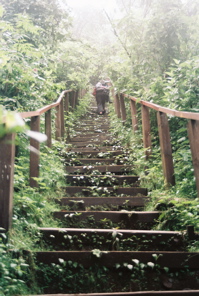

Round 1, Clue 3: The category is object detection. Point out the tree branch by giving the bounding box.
[103,9,132,60]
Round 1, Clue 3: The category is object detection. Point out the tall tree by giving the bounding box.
[1,0,71,49]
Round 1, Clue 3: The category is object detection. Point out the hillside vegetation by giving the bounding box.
[1,0,199,294]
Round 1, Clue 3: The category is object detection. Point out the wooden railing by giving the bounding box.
[1,86,199,231]
[0,89,84,232]
[114,93,199,196]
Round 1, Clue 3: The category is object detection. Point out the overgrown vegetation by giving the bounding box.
[1,0,199,294]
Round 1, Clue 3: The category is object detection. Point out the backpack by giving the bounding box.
[96,86,109,96]
[92,87,96,96]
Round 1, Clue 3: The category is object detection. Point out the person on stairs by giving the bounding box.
[92,80,110,115]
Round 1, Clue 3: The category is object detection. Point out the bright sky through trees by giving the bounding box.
[65,0,116,11]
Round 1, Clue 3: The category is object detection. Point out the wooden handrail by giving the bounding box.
[115,92,199,196]
[124,94,199,120]
[0,88,80,231]
[20,90,71,119]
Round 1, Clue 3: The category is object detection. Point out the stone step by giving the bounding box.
[62,186,147,197]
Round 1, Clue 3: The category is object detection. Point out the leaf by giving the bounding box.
[132,259,139,265]
[5,113,25,129]
[147,262,155,269]
[177,137,186,143]
[26,130,47,143]
[92,249,102,258]
[127,264,133,270]
[173,59,180,65]
[58,258,65,264]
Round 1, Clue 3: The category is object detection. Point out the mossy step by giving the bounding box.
[74,125,109,130]
[80,119,110,123]
[70,136,110,142]
[69,147,123,153]
[31,291,199,295]
[77,123,110,128]
[72,133,111,138]
[66,175,139,186]
[68,150,124,157]
[67,158,117,165]
[60,196,148,209]
[53,210,157,229]
[69,142,113,148]
[39,228,184,251]
[62,186,147,197]
[35,250,199,269]
[65,165,133,174]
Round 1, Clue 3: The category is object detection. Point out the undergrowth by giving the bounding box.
[108,103,199,250]
[0,93,91,295]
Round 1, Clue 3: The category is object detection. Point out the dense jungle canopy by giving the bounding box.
[1,0,199,112]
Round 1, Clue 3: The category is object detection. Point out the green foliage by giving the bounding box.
[0,105,26,138]
[1,0,71,49]
[0,234,33,295]
[155,198,199,232]
[0,9,63,111]
[162,58,199,111]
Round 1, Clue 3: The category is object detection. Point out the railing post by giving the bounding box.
[130,100,138,132]
[0,133,15,231]
[45,110,52,148]
[60,98,65,139]
[187,119,199,196]
[157,111,175,187]
[64,92,69,114]
[75,90,79,107]
[114,93,121,118]
[55,105,61,140]
[72,91,76,109]
[30,116,40,187]
[141,105,152,159]
[120,94,126,124]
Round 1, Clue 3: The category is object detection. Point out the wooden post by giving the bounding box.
[30,116,40,187]
[187,119,199,196]
[120,94,126,124]
[0,133,15,231]
[64,93,69,114]
[114,94,121,118]
[75,90,79,107]
[45,110,52,148]
[141,105,152,159]
[55,105,61,140]
[130,100,138,132]
[64,93,70,141]
[72,91,76,109]
[60,98,65,139]
[157,111,175,187]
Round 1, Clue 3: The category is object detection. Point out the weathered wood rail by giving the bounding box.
[114,93,199,194]
[1,86,199,233]
[0,89,85,231]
